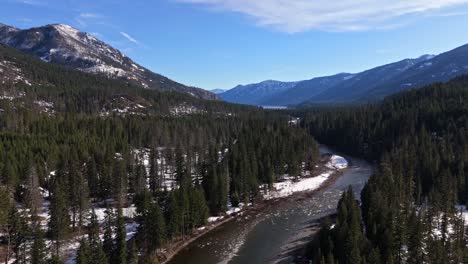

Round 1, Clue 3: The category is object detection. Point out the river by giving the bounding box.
[168,146,373,264]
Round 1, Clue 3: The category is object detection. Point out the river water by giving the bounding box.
[168,146,373,264]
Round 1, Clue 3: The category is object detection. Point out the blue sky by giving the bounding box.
[3,0,468,90]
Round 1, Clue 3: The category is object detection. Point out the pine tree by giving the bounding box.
[76,239,91,264]
[2,161,18,192]
[167,191,182,237]
[8,207,28,264]
[25,163,42,223]
[188,186,209,229]
[103,207,115,260]
[149,149,159,194]
[87,155,99,197]
[49,176,70,256]
[114,160,128,205]
[128,239,138,264]
[115,206,127,264]
[88,210,108,264]
[73,161,90,234]
[31,226,47,264]
[407,211,423,264]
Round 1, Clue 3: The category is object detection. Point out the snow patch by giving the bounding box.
[263,155,347,200]
[325,155,348,170]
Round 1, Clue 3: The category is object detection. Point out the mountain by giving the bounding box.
[220,80,299,105]
[304,46,468,104]
[225,42,468,106]
[300,45,468,105]
[211,89,226,94]
[0,23,217,100]
[0,43,252,117]
[304,55,437,104]
[262,73,355,106]
[354,47,468,101]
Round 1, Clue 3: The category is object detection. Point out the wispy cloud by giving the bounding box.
[431,10,468,17]
[89,32,104,38]
[75,12,103,27]
[79,12,101,19]
[15,0,43,6]
[120,31,139,44]
[179,0,468,33]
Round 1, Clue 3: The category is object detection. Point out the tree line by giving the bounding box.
[0,107,319,263]
[301,75,468,263]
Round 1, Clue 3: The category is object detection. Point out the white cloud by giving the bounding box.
[120,32,139,44]
[75,12,103,27]
[179,0,468,32]
[79,12,101,19]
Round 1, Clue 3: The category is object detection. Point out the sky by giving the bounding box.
[2,0,468,90]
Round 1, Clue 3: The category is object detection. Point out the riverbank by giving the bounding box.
[160,156,348,264]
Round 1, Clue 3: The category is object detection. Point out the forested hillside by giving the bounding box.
[0,44,248,116]
[0,44,321,263]
[0,23,216,100]
[300,76,468,263]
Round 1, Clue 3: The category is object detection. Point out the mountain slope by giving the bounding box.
[220,80,298,105]
[225,42,468,107]
[0,43,252,116]
[359,45,468,100]
[262,73,354,106]
[304,55,435,104]
[302,44,468,105]
[0,23,217,100]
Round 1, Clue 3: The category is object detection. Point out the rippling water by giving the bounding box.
[168,146,373,264]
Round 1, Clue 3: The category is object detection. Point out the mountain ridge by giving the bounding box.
[0,23,217,100]
[221,44,468,106]
[220,79,299,105]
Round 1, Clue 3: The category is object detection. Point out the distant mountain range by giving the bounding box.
[210,89,226,94]
[220,80,299,105]
[0,23,217,100]
[220,43,468,106]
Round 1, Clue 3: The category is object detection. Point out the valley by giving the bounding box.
[1,7,468,264]
[168,146,372,264]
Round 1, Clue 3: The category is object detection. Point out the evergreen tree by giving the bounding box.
[128,239,138,264]
[102,207,115,260]
[88,209,108,264]
[49,176,70,256]
[115,206,127,264]
[25,163,42,223]
[31,227,47,264]
[76,239,91,264]
[149,148,160,194]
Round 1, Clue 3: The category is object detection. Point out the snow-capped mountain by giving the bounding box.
[220,80,299,105]
[210,89,226,94]
[223,42,468,106]
[0,23,217,100]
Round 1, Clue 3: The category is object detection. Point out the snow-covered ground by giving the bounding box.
[207,202,251,223]
[170,104,206,116]
[325,155,348,170]
[263,155,348,200]
[6,150,348,264]
[34,100,55,115]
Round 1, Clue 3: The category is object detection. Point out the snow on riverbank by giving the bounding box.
[207,202,250,223]
[263,155,348,200]
[263,172,333,200]
[326,155,348,170]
